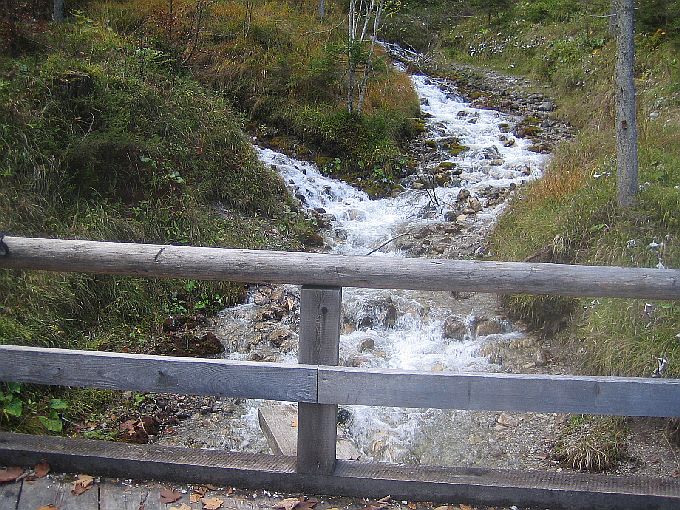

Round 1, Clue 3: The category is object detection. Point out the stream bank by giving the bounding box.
[147,47,678,482]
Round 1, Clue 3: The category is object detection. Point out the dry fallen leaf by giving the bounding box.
[0,466,23,483]
[190,493,202,503]
[37,505,59,510]
[407,503,417,510]
[459,505,474,510]
[34,461,50,479]
[71,474,94,495]
[275,497,301,510]
[201,496,224,509]
[364,496,390,510]
[169,505,191,510]
[434,506,452,510]
[159,488,182,504]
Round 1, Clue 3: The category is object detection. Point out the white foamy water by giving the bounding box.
[223,62,548,463]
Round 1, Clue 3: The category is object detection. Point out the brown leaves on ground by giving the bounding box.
[33,461,50,479]
[71,474,94,495]
[119,416,160,444]
[201,496,225,509]
[275,496,319,510]
[364,496,390,510]
[160,488,182,504]
[168,505,191,510]
[37,505,59,510]
[0,466,24,483]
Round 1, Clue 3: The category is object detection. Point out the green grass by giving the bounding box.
[555,415,629,472]
[0,15,318,434]
[86,0,422,196]
[383,0,680,379]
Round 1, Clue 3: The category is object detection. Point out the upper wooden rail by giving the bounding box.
[1,236,679,298]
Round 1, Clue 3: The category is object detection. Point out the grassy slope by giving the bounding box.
[0,15,318,432]
[385,0,680,378]
[0,0,422,435]
[89,0,422,195]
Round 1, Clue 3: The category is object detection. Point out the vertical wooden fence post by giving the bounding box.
[296,286,342,475]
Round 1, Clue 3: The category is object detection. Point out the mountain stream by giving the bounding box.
[158,51,566,471]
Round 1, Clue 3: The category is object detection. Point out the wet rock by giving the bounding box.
[496,412,520,428]
[341,322,356,335]
[337,408,352,425]
[538,101,555,112]
[457,188,471,202]
[359,337,375,352]
[481,146,502,160]
[443,315,467,339]
[267,327,291,347]
[467,197,482,212]
[475,319,504,336]
[347,355,370,367]
[534,348,549,367]
[444,210,458,222]
[247,348,279,362]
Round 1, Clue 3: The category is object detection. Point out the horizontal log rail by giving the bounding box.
[1,345,679,417]
[1,235,680,509]
[0,345,317,403]
[1,236,679,298]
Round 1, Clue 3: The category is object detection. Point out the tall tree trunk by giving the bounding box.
[614,0,638,208]
[318,0,325,19]
[53,0,64,21]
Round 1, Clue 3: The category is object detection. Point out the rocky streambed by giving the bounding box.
[148,47,679,481]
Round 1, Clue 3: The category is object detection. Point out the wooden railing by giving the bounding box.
[1,236,680,509]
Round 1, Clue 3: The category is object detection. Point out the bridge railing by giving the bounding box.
[1,236,680,509]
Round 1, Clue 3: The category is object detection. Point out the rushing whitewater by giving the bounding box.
[160,62,550,465]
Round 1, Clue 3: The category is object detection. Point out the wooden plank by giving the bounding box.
[2,236,680,299]
[1,432,679,510]
[318,366,680,417]
[17,476,99,510]
[99,481,164,510]
[0,479,21,510]
[296,286,342,475]
[0,345,317,403]
[258,404,360,460]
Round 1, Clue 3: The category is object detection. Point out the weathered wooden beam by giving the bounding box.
[296,286,342,475]
[2,236,679,298]
[2,432,679,510]
[258,404,361,460]
[0,345,317,403]
[318,366,680,417]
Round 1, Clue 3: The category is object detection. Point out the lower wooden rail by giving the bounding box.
[1,432,678,510]
[2,345,680,417]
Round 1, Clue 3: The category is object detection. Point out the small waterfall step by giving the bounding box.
[258,403,361,460]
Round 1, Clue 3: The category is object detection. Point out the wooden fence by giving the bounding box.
[1,236,680,509]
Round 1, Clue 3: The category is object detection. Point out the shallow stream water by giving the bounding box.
[160,53,553,467]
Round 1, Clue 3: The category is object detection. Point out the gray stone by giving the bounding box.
[475,319,504,336]
[359,337,375,352]
[443,316,467,340]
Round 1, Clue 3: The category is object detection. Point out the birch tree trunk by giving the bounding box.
[614,0,638,208]
[53,0,64,21]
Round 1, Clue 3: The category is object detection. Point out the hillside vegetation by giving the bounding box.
[0,0,419,433]
[384,0,680,378]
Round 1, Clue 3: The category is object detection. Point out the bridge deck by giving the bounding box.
[0,472,508,510]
